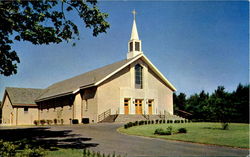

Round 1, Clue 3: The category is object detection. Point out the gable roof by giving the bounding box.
[36,54,176,102]
[35,56,138,102]
[4,87,43,107]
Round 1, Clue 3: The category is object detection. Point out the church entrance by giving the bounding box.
[124,99,129,115]
[135,99,142,114]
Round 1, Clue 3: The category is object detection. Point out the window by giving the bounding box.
[24,107,28,113]
[85,100,88,111]
[130,42,133,52]
[135,42,140,51]
[135,64,143,89]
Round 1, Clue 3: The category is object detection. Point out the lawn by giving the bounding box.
[118,122,249,148]
[46,149,83,157]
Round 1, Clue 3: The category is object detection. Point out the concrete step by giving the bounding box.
[115,114,147,123]
[99,115,118,123]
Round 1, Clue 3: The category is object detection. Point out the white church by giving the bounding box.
[1,11,177,125]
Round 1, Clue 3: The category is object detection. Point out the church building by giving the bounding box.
[1,12,176,125]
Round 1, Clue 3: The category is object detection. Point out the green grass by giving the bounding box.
[46,149,83,157]
[118,122,250,148]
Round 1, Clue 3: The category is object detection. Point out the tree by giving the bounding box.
[173,92,186,111]
[0,0,109,76]
[231,83,249,123]
[207,86,234,129]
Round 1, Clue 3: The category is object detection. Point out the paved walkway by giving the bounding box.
[47,123,248,156]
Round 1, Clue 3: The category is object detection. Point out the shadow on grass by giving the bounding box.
[0,127,98,150]
[202,127,224,130]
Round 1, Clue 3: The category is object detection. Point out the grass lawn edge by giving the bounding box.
[116,127,250,150]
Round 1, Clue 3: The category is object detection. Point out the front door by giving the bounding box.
[135,99,142,114]
[148,100,153,115]
[124,99,129,115]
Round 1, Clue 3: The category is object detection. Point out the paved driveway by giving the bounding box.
[48,123,248,156]
[0,123,248,156]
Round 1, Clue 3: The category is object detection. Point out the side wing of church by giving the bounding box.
[1,13,177,125]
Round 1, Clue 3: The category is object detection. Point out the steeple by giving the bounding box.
[127,10,143,59]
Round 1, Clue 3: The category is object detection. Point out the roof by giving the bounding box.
[5,87,43,107]
[36,54,176,102]
[36,56,136,102]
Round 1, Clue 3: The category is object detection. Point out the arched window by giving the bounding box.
[135,64,143,89]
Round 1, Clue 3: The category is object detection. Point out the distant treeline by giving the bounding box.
[174,83,249,123]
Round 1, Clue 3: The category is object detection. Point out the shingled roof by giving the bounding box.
[36,56,137,102]
[5,87,43,107]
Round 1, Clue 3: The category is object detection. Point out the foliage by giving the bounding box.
[178,127,187,133]
[0,0,109,76]
[33,120,39,126]
[174,84,249,124]
[82,149,123,157]
[154,126,173,135]
[40,119,46,125]
[0,140,46,157]
[221,123,229,130]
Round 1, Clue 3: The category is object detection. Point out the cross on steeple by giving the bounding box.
[132,9,136,20]
[127,9,142,59]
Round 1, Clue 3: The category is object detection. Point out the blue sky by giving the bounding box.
[0,1,248,99]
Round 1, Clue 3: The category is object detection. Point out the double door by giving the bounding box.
[135,99,142,114]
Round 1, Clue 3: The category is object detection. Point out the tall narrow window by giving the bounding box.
[135,42,140,51]
[135,64,143,89]
[129,42,133,52]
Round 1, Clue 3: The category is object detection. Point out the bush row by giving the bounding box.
[34,119,64,125]
[83,149,123,157]
[154,126,187,135]
[124,119,191,129]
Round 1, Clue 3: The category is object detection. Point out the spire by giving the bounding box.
[127,10,143,59]
[130,10,139,40]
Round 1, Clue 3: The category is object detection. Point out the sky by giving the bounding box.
[0,1,249,99]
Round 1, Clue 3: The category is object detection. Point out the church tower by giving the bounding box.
[127,10,143,59]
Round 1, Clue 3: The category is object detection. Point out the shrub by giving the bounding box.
[133,121,138,126]
[127,122,133,128]
[21,145,46,157]
[222,123,229,130]
[0,140,18,157]
[154,128,164,135]
[72,119,79,124]
[163,120,166,123]
[139,120,144,125]
[54,119,57,125]
[124,124,128,129]
[40,119,46,125]
[155,119,159,124]
[178,127,187,133]
[33,120,39,126]
[175,120,180,123]
[165,126,173,135]
[46,120,53,125]
[154,126,173,135]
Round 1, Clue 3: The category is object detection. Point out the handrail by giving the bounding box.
[98,109,111,122]
[142,114,149,120]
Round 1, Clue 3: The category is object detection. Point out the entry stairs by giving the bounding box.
[99,114,185,123]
